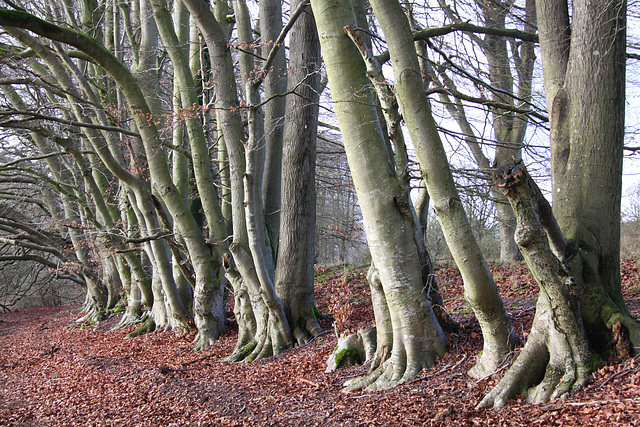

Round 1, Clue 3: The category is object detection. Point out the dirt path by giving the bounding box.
[2,264,640,426]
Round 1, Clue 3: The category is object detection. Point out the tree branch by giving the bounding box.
[0,109,140,137]
[252,0,310,88]
[493,161,568,259]
[376,21,538,64]
[427,86,549,122]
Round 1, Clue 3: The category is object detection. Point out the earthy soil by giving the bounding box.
[2,260,640,426]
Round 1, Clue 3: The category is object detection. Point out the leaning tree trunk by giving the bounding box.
[0,11,246,333]
[312,0,448,391]
[480,162,592,407]
[369,0,516,378]
[150,0,228,350]
[183,0,295,361]
[4,25,186,331]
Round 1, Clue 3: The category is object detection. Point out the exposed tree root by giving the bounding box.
[478,292,591,408]
[340,263,447,392]
[224,341,257,362]
[74,306,106,327]
[112,309,147,331]
[192,330,217,352]
[344,349,438,392]
[126,317,157,338]
[234,311,293,362]
[290,310,324,345]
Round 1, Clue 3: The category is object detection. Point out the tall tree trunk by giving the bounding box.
[274,0,323,345]
[480,0,640,407]
[260,0,287,261]
[183,0,294,360]
[312,0,448,391]
[150,0,228,349]
[369,0,515,377]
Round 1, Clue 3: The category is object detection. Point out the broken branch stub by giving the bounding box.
[492,160,526,198]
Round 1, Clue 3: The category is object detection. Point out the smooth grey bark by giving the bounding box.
[368,0,515,378]
[182,0,260,359]
[312,0,448,391]
[183,0,293,360]
[344,23,452,331]
[259,0,287,260]
[150,0,228,349]
[547,0,640,363]
[169,0,195,312]
[235,0,294,358]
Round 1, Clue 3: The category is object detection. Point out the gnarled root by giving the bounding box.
[291,311,324,345]
[343,323,445,392]
[192,330,217,352]
[226,310,292,362]
[74,306,107,326]
[468,333,519,379]
[112,308,147,331]
[478,292,591,409]
[344,350,436,392]
[342,264,448,392]
[126,317,157,338]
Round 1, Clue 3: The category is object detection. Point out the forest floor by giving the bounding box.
[2,260,640,426]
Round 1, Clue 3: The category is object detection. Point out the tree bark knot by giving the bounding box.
[492,160,526,198]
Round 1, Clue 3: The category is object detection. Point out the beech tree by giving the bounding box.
[479,0,640,407]
[312,0,520,388]
[312,0,449,390]
[0,0,323,359]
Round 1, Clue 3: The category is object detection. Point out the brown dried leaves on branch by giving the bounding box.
[1,261,640,426]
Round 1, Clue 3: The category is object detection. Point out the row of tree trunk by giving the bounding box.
[0,0,636,408]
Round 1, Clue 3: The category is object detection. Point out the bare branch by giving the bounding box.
[0,109,140,137]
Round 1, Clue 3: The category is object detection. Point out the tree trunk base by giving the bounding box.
[112,309,147,331]
[478,292,591,408]
[192,331,217,352]
[226,312,293,362]
[291,311,324,345]
[126,318,157,338]
[343,352,434,392]
[74,306,107,327]
[193,313,224,351]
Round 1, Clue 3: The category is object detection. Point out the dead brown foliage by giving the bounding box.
[1,260,640,426]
